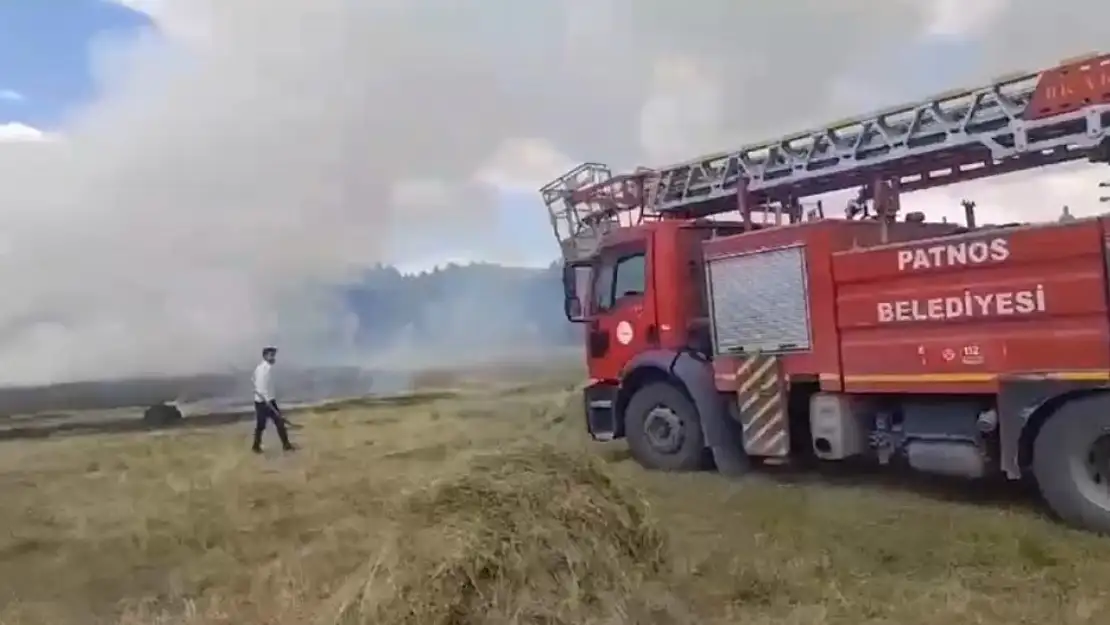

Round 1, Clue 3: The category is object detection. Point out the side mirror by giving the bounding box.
[564,295,584,322]
[561,263,589,323]
[562,264,575,289]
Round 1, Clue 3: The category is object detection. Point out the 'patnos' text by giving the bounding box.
[877,285,1046,323]
[897,237,1009,271]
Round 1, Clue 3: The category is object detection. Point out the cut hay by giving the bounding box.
[325,445,690,625]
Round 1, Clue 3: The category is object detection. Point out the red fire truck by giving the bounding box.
[540,53,1110,533]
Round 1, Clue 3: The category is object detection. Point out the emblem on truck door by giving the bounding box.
[615,321,634,345]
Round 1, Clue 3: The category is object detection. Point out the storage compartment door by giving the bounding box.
[707,245,811,355]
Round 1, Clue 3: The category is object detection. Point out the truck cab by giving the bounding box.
[566,222,705,375]
[563,218,750,441]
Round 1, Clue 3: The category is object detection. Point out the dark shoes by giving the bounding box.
[251,444,297,453]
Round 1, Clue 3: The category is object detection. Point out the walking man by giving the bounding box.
[252,346,295,453]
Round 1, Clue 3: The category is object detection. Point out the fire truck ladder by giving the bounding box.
[540,164,663,261]
[541,52,1110,259]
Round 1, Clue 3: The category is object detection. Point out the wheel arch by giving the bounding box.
[616,349,735,450]
[1017,386,1110,474]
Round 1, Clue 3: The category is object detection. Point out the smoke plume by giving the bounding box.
[0,0,1106,385]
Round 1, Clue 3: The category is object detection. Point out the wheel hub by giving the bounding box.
[643,405,684,454]
[1086,435,1110,486]
[1074,433,1110,510]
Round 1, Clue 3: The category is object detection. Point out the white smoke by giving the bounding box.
[0,0,1106,385]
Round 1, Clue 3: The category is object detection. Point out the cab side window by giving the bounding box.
[592,259,614,312]
[594,252,646,312]
[613,253,646,301]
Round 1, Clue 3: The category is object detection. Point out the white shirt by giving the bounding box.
[252,361,276,403]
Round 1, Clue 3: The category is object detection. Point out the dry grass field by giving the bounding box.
[2,363,1110,625]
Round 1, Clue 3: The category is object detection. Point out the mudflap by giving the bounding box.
[583,382,619,442]
[733,354,790,457]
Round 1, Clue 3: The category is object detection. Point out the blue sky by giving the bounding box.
[0,0,151,128]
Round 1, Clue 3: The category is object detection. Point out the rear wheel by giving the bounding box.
[1032,394,1110,534]
[624,382,705,471]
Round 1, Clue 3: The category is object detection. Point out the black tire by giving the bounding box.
[1032,394,1110,534]
[624,382,706,471]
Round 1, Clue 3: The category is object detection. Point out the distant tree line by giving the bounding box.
[342,262,580,351]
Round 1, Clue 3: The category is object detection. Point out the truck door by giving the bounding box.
[587,238,654,382]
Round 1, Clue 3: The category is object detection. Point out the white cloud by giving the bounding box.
[0,89,24,102]
[111,0,207,43]
[111,0,162,15]
[393,257,477,276]
[0,122,47,142]
[475,138,576,193]
[0,0,1105,385]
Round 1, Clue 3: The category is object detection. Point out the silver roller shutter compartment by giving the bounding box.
[707,245,811,354]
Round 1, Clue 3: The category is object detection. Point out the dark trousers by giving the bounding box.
[253,401,292,449]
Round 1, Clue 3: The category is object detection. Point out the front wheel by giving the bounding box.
[624,382,706,471]
[1032,394,1110,534]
